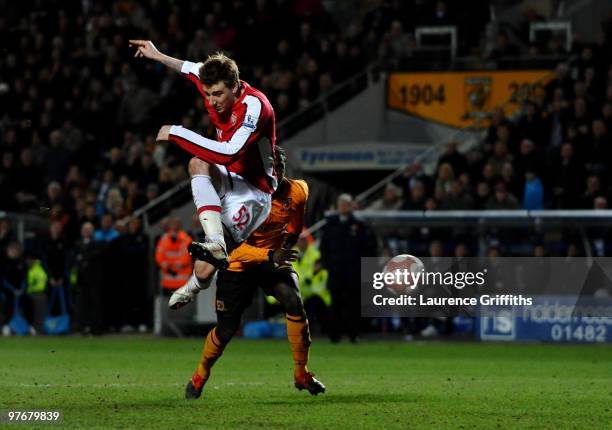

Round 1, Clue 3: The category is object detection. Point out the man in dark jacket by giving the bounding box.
[320,194,377,343]
[72,222,105,334]
[115,217,149,332]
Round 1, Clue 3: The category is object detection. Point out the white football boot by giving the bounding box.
[168,283,198,310]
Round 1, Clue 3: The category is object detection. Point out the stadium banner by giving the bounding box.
[476,296,612,343]
[387,70,555,128]
[294,143,427,171]
[360,256,612,323]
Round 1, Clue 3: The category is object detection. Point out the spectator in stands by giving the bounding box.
[397,162,434,202]
[124,181,147,214]
[379,20,414,68]
[440,179,473,210]
[515,139,542,179]
[587,119,612,173]
[486,182,520,210]
[517,101,548,147]
[402,180,427,210]
[105,188,125,219]
[368,183,402,210]
[580,175,604,209]
[437,141,468,177]
[474,181,491,210]
[522,171,544,210]
[79,204,99,229]
[594,196,608,210]
[488,141,513,177]
[145,183,160,204]
[436,163,455,194]
[43,182,64,210]
[47,130,69,183]
[501,162,522,199]
[485,107,514,145]
[94,214,119,242]
[550,143,585,208]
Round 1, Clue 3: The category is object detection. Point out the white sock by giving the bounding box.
[191,175,225,245]
[185,270,214,294]
[198,210,225,245]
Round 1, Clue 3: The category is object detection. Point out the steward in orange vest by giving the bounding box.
[155,227,193,291]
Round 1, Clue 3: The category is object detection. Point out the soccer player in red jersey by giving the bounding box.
[130,41,279,302]
[130,41,277,277]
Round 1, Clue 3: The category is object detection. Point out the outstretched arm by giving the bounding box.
[129,40,184,72]
[156,95,264,165]
[231,243,298,266]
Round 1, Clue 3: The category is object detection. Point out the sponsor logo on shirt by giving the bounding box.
[242,114,257,131]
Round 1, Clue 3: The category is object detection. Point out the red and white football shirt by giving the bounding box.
[168,61,277,194]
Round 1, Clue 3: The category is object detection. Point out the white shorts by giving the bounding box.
[214,166,271,244]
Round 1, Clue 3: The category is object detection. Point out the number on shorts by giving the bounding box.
[232,205,251,231]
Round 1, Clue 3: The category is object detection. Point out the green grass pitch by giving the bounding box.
[1,336,611,429]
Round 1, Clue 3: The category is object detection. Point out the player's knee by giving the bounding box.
[194,261,215,281]
[215,321,239,344]
[286,303,306,318]
[279,288,305,317]
[188,157,210,176]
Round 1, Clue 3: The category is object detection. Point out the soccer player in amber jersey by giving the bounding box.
[182,147,326,399]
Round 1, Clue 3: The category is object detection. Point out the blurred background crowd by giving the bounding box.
[1,0,612,337]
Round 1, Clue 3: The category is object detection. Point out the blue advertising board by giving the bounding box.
[476,295,612,343]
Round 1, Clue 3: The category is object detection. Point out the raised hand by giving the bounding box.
[129,40,161,60]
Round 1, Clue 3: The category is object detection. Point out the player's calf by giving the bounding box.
[169,262,216,310]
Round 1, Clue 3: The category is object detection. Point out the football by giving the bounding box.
[382,254,426,296]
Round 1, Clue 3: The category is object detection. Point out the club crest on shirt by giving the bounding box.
[282,197,292,210]
[242,114,257,131]
[230,113,237,126]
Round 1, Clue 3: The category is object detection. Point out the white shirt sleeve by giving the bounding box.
[181,61,203,78]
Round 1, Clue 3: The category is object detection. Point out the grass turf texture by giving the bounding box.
[0,337,611,429]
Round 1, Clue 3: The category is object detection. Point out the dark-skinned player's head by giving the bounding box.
[274,145,287,181]
[199,53,240,114]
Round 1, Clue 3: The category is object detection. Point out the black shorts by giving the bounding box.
[215,264,297,323]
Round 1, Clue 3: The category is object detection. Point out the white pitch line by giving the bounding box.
[9,381,265,389]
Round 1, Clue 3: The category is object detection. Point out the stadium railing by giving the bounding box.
[0,210,52,246]
[415,26,458,58]
[529,21,572,52]
[353,209,612,258]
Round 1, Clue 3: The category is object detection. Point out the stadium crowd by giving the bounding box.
[370,12,612,258]
[0,0,492,334]
[2,0,611,336]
